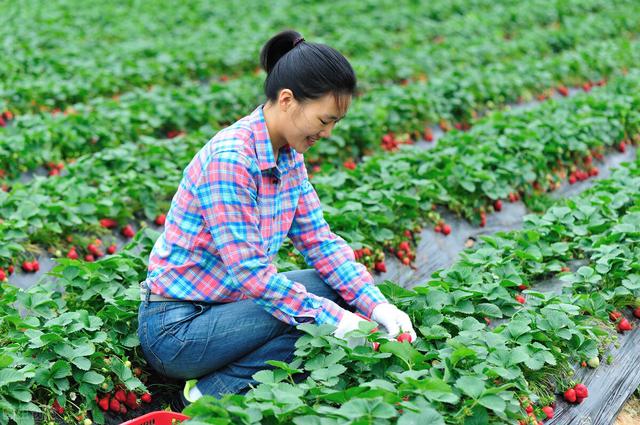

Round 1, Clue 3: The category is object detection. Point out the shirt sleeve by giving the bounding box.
[287,175,389,318]
[194,150,345,326]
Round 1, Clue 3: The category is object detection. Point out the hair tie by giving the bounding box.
[293,36,305,47]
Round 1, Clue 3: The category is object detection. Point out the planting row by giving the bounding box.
[179,156,640,424]
[2,146,638,424]
[1,0,620,111]
[1,34,638,182]
[0,71,638,282]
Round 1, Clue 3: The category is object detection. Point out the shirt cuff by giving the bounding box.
[350,284,389,319]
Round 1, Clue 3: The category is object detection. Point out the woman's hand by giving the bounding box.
[371,303,417,342]
[332,310,369,347]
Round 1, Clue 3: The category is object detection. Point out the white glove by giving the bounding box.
[371,303,417,342]
[333,310,369,348]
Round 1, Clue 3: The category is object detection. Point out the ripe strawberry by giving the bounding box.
[618,141,626,153]
[119,405,127,415]
[7,265,13,274]
[542,406,554,419]
[141,392,152,403]
[569,174,577,185]
[98,396,110,411]
[581,361,587,367]
[109,398,120,412]
[99,218,118,229]
[125,392,139,410]
[374,262,387,273]
[515,295,525,304]
[372,341,380,351]
[121,225,135,238]
[434,225,442,233]
[494,200,502,212]
[398,241,410,252]
[22,261,34,272]
[633,307,640,318]
[517,284,528,291]
[442,224,451,235]
[564,388,577,403]
[154,213,166,226]
[574,383,588,399]
[88,244,99,255]
[115,389,126,402]
[402,257,411,266]
[610,310,622,321]
[589,167,599,177]
[85,254,95,262]
[67,248,79,260]
[403,229,412,238]
[32,260,39,272]
[582,82,592,92]
[525,405,533,414]
[0,116,5,127]
[343,159,356,170]
[424,127,434,142]
[52,399,64,415]
[107,245,117,255]
[617,318,632,332]
[557,85,569,97]
[397,332,412,343]
[3,110,13,120]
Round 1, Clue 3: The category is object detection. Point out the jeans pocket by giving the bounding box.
[161,302,208,343]
[138,321,168,376]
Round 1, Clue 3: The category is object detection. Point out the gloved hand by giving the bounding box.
[333,309,369,348]
[371,303,417,342]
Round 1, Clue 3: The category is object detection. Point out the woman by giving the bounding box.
[137,29,417,409]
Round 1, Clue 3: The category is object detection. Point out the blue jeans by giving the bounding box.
[137,269,350,398]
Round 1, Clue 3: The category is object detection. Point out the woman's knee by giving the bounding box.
[282,269,342,303]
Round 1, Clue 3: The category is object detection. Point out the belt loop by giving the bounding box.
[144,286,151,307]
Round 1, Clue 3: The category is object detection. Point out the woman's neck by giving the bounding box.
[262,102,288,162]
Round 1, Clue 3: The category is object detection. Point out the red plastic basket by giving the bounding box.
[120,411,190,425]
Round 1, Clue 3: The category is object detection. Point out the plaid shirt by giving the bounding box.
[145,104,387,326]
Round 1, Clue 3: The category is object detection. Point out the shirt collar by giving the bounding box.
[250,104,295,174]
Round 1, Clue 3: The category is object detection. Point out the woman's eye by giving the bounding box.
[319,119,328,125]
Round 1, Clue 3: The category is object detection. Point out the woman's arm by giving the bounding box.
[287,178,389,318]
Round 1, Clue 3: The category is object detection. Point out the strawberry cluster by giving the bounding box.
[353,246,386,273]
[563,383,589,404]
[0,110,13,127]
[45,161,65,176]
[518,398,555,424]
[380,132,414,152]
[0,265,14,282]
[96,388,152,415]
[609,310,634,332]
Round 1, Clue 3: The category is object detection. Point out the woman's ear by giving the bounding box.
[277,89,295,112]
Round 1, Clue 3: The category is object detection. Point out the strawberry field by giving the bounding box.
[1,0,640,424]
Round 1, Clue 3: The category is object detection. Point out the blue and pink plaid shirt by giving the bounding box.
[144,104,387,326]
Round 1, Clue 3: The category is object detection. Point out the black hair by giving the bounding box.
[259,30,356,112]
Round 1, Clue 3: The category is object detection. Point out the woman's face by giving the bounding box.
[284,93,351,154]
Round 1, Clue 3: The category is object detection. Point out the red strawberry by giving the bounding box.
[374,262,387,273]
[7,265,13,274]
[115,389,126,402]
[32,260,39,272]
[121,225,135,238]
[141,392,152,403]
[119,405,127,415]
[434,225,442,233]
[402,257,411,266]
[609,310,622,321]
[582,82,592,92]
[343,159,356,170]
[424,127,434,142]
[398,241,410,252]
[442,224,451,235]
[107,245,117,255]
[515,295,526,304]
[125,392,139,410]
[99,218,118,229]
[574,383,588,399]
[85,254,95,262]
[569,174,577,185]
[542,406,554,419]
[0,269,5,281]
[109,398,120,412]
[0,116,5,127]
[557,86,569,97]
[525,405,533,414]
[589,167,599,177]
[633,307,640,319]
[98,396,110,411]
[67,248,79,260]
[494,200,502,212]
[564,388,577,403]
[52,399,64,415]
[87,244,99,255]
[575,396,585,404]
[22,261,34,272]
[154,213,166,226]
[618,141,626,153]
[3,110,13,120]
[397,332,412,343]
[617,318,632,332]
[517,284,528,291]
[403,230,412,238]
[372,341,380,351]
